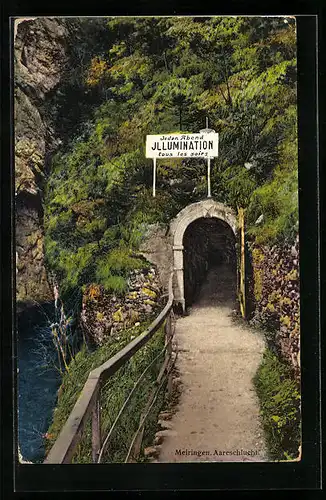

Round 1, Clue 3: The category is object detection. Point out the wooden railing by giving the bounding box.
[44,272,175,464]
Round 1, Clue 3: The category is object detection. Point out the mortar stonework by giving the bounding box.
[140,200,237,310]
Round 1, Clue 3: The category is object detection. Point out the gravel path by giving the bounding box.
[157,265,267,462]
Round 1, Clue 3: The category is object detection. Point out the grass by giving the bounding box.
[45,320,167,463]
[253,347,301,461]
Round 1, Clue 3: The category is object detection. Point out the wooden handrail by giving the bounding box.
[44,272,174,464]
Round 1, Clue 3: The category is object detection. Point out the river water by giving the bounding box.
[17,308,62,463]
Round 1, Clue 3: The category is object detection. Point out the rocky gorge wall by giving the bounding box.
[15,18,69,308]
[249,236,300,377]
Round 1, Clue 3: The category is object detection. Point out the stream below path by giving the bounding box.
[17,308,62,463]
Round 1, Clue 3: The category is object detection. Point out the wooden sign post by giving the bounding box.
[199,119,216,198]
[152,157,156,197]
[207,157,211,198]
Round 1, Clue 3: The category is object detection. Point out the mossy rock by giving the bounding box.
[266,303,276,312]
[280,297,292,306]
[252,248,265,264]
[141,287,157,299]
[285,269,298,281]
[144,299,156,307]
[16,261,25,271]
[280,315,291,327]
[96,311,105,322]
[112,307,124,322]
[253,269,263,301]
[26,232,40,247]
[128,309,139,323]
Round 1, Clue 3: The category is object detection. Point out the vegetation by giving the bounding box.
[44,16,298,297]
[41,17,299,463]
[45,321,167,463]
[253,348,301,460]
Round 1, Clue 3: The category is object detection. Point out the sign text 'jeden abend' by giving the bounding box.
[146,133,219,159]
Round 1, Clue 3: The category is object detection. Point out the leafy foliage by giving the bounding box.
[95,248,144,293]
[253,348,301,460]
[44,16,298,295]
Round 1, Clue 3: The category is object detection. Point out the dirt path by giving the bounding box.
[157,265,267,462]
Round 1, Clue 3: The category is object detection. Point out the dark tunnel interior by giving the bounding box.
[183,217,237,309]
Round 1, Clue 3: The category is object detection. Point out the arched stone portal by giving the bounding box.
[169,199,237,312]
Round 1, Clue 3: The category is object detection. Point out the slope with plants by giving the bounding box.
[42,17,300,462]
[44,16,298,298]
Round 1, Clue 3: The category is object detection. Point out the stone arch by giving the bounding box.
[170,199,237,311]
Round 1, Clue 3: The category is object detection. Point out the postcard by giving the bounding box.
[11,14,321,491]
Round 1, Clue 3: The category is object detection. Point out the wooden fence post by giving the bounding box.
[165,314,173,397]
[238,207,246,319]
[92,390,101,463]
[129,413,146,462]
[126,317,173,463]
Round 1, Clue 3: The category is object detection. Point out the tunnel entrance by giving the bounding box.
[183,217,237,310]
[170,199,238,313]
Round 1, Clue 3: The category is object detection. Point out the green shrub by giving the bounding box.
[253,348,301,460]
[95,247,145,293]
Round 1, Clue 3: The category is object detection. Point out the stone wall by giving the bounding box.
[139,220,211,309]
[138,223,173,291]
[81,267,163,345]
[249,236,300,376]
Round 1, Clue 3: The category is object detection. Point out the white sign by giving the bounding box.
[146,133,219,159]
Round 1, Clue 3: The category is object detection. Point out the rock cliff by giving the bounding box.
[15,18,69,308]
[249,236,300,377]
